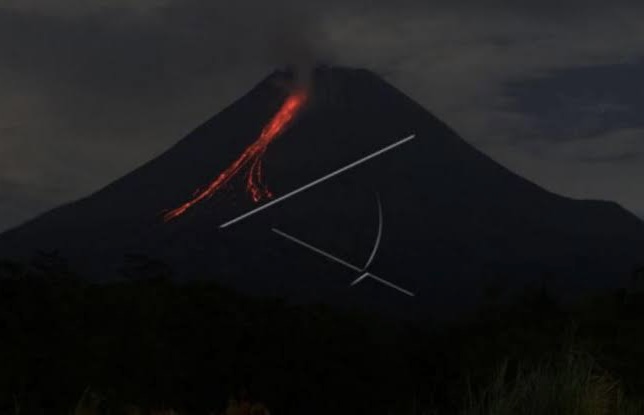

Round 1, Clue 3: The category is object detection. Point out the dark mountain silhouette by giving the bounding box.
[1,66,643,320]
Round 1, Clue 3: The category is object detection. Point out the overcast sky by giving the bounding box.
[1,0,643,232]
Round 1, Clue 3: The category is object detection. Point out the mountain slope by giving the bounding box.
[1,66,643,319]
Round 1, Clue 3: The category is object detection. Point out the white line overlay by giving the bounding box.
[363,273,415,297]
[272,228,362,272]
[219,133,416,228]
[271,228,415,297]
[350,273,370,286]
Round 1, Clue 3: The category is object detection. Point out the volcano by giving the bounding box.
[1,66,643,320]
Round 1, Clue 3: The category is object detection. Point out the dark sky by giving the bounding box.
[1,0,643,232]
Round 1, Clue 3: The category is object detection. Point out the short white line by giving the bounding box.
[366,273,415,297]
[271,228,362,272]
[350,273,370,286]
[219,133,416,228]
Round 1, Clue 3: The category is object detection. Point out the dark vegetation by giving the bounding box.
[1,254,644,414]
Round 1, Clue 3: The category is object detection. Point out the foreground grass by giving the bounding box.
[44,351,644,415]
[3,258,644,414]
[461,351,644,415]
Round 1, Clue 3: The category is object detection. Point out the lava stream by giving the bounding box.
[163,90,308,222]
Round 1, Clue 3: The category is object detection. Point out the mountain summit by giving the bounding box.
[1,66,642,319]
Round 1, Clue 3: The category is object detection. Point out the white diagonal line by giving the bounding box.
[365,273,415,297]
[219,133,416,228]
[272,228,415,297]
[350,273,370,286]
[271,228,362,272]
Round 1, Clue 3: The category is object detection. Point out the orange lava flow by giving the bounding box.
[163,90,308,222]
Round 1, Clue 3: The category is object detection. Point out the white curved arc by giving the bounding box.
[362,192,383,270]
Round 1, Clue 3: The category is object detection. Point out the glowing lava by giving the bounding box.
[163,89,308,222]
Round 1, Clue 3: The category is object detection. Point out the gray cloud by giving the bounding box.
[530,128,644,163]
[1,0,644,231]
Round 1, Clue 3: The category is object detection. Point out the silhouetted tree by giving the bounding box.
[119,254,173,281]
[624,265,644,305]
[30,250,75,279]
[0,259,25,280]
